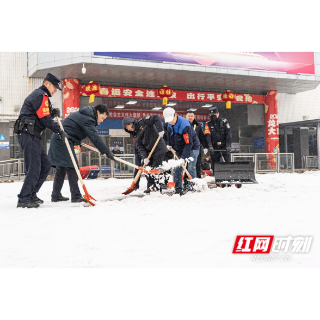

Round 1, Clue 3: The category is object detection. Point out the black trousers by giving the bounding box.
[196,150,202,178]
[210,150,231,172]
[52,166,82,200]
[146,154,165,189]
[133,152,142,189]
[17,132,51,202]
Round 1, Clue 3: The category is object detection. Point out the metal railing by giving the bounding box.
[0,158,24,180]
[0,152,300,180]
[302,156,318,169]
[231,153,295,173]
[77,152,135,178]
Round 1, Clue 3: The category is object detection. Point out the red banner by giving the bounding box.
[63,79,81,118]
[265,90,279,169]
[81,86,265,104]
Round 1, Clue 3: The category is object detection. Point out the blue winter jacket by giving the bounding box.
[167,116,200,159]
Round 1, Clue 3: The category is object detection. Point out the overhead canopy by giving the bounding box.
[28,53,320,95]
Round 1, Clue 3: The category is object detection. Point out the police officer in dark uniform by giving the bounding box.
[204,106,232,172]
[14,73,68,208]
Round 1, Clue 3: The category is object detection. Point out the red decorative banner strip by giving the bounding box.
[81,86,265,104]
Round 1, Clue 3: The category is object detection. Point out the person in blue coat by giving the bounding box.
[48,104,114,203]
[163,107,200,195]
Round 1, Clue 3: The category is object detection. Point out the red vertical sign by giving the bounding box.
[63,79,81,119]
[264,91,279,169]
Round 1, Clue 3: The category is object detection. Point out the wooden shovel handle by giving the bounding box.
[81,142,146,171]
[56,117,85,187]
[170,148,192,180]
[133,135,162,183]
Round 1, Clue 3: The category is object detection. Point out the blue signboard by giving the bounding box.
[97,128,109,135]
[0,142,9,149]
[0,135,5,140]
[254,137,265,149]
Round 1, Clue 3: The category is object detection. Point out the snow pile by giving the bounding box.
[0,171,319,268]
[156,157,193,171]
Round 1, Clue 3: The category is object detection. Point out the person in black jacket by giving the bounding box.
[112,145,122,154]
[122,117,143,190]
[204,106,232,172]
[201,157,211,171]
[122,115,167,193]
[185,109,208,178]
[14,73,68,208]
[48,104,114,203]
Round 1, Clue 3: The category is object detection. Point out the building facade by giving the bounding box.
[1,52,320,168]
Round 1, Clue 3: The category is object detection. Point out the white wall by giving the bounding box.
[278,85,320,123]
[0,52,62,121]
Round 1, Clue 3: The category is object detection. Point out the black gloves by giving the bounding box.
[226,146,232,153]
[208,146,214,153]
[58,130,69,142]
[51,108,61,119]
[106,150,115,161]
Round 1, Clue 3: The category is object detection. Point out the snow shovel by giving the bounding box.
[171,149,215,191]
[170,149,192,180]
[81,143,150,174]
[213,149,257,187]
[56,118,96,206]
[123,135,162,195]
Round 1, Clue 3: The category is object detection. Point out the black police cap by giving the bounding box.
[209,106,219,115]
[44,73,62,91]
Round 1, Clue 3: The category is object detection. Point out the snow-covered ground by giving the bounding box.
[0,171,319,268]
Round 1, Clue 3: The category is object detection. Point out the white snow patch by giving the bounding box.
[0,171,319,268]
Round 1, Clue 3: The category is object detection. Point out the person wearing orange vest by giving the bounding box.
[14,73,68,208]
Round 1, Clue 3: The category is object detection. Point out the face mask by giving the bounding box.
[210,114,218,120]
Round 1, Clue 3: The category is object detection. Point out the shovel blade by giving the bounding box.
[122,181,136,195]
[138,166,149,174]
[148,168,163,175]
[82,185,96,206]
[214,162,256,183]
[83,194,96,206]
[122,188,134,195]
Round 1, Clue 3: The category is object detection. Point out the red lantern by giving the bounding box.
[83,81,101,103]
[158,85,173,105]
[221,90,236,109]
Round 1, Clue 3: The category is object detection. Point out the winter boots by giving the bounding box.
[30,195,44,204]
[174,188,184,197]
[51,195,70,202]
[71,197,87,203]
[144,186,157,194]
[17,200,39,208]
[17,194,43,208]
[183,182,196,194]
